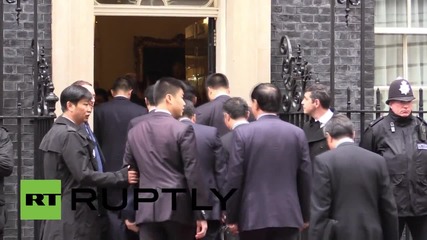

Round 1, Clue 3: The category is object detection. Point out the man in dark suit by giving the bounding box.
[301,83,334,162]
[93,76,147,240]
[127,84,156,132]
[225,83,312,240]
[179,100,226,240]
[196,73,231,137]
[309,114,398,240]
[221,97,250,165]
[123,77,208,240]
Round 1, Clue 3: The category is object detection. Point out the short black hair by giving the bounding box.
[95,88,109,102]
[205,73,229,89]
[72,80,92,87]
[323,114,354,139]
[153,77,185,104]
[305,83,330,109]
[112,76,133,91]
[144,84,155,106]
[251,83,282,113]
[60,85,92,112]
[223,97,249,119]
[183,82,197,102]
[182,100,195,118]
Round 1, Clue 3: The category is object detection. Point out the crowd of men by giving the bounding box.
[30,73,427,240]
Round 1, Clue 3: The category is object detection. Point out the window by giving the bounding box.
[95,0,216,7]
[375,0,427,111]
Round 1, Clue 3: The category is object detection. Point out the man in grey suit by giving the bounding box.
[123,77,208,240]
[309,114,398,240]
[196,73,231,137]
[225,83,312,240]
[179,100,226,240]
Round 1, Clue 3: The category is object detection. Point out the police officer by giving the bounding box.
[360,77,427,240]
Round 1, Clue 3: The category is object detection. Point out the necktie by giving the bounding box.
[84,124,104,172]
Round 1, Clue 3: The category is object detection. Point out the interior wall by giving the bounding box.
[95,16,202,91]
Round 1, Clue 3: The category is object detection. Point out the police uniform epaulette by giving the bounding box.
[369,116,384,127]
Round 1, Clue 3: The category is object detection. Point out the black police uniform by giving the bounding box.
[360,78,427,240]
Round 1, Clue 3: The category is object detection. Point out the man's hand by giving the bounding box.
[128,170,139,184]
[227,224,239,235]
[300,222,309,231]
[195,220,208,239]
[125,219,139,233]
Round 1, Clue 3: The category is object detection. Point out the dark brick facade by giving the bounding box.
[2,0,52,239]
[271,0,375,136]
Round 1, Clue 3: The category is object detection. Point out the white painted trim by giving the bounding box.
[375,27,427,34]
[216,0,226,74]
[94,5,219,17]
[403,35,408,78]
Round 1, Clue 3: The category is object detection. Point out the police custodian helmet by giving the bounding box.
[386,77,416,105]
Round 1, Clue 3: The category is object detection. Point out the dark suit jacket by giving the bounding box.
[226,115,312,232]
[123,111,208,226]
[309,142,398,240]
[220,123,249,172]
[181,119,226,220]
[303,119,328,162]
[196,95,231,137]
[127,109,154,132]
[94,96,147,172]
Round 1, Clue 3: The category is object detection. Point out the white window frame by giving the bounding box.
[94,0,219,17]
[374,0,427,88]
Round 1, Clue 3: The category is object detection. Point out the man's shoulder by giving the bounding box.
[368,116,386,128]
[196,101,213,113]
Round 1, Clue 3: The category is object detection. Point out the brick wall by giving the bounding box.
[2,0,52,239]
[271,0,375,136]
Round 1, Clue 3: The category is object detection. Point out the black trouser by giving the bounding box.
[298,227,308,240]
[139,221,195,240]
[399,215,427,240]
[239,227,299,240]
[105,210,128,240]
[0,206,5,240]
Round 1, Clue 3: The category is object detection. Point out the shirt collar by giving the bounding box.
[154,109,172,115]
[336,137,354,147]
[317,109,334,128]
[214,93,229,100]
[179,117,192,122]
[232,120,249,130]
[256,113,277,120]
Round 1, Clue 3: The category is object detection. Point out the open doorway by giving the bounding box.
[94,16,215,107]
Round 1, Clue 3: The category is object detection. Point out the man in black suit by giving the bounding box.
[225,83,311,240]
[309,114,398,240]
[93,76,147,240]
[123,77,208,240]
[301,83,334,162]
[196,73,231,137]
[127,84,156,132]
[221,97,250,164]
[179,100,226,240]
